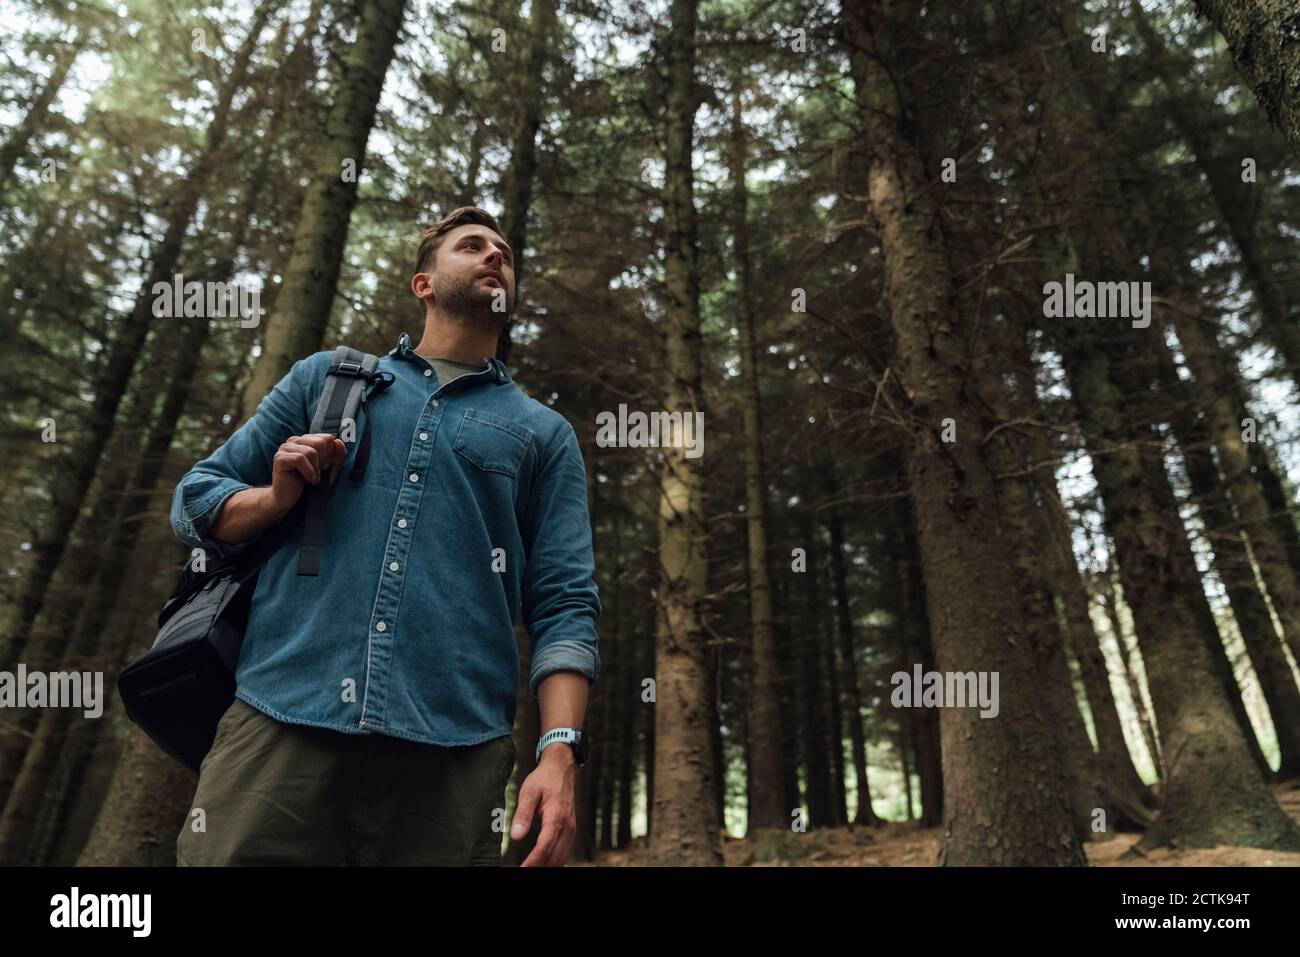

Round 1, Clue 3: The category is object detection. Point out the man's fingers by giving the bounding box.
[307,434,350,476]
[521,812,562,867]
[279,445,320,484]
[511,782,539,842]
[278,436,349,487]
[329,438,347,483]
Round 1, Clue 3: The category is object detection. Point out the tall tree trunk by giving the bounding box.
[893,501,943,827]
[1005,303,1154,812]
[40,161,275,860]
[814,528,848,827]
[1124,216,1278,781]
[1038,489,1154,808]
[238,0,407,420]
[772,570,803,823]
[825,499,880,826]
[76,717,197,867]
[895,720,913,822]
[598,509,625,852]
[992,428,1112,841]
[708,637,727,833]
[1131,336,1272,781]
[614,509,636,848]
[796,520,834,828]
[494,0,555,364]
[987,310,1118,837]
[729,89,787,834]
[459,116,486,207]
[1251,442,1300,579]
[846,0,1083,865]
[648,0,720,867]
[643,598,657,842]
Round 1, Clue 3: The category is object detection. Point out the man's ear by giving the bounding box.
[411,271,435,305]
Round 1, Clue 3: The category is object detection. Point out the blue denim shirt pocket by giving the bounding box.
[453,408,534,476]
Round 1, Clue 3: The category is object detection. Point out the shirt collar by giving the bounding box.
[390,330,511,384]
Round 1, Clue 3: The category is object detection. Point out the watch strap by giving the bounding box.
[536,727,583,764]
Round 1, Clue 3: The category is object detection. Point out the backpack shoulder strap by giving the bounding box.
[296,345,385,577]
[310,345,380,434]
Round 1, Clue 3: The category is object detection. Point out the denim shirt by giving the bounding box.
[168,331,601,746]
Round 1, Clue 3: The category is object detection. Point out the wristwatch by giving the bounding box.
[536,727,588,766]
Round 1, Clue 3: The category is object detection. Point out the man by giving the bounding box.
[169,206,600,866]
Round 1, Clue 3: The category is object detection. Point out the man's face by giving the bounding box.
[414,223,516,330]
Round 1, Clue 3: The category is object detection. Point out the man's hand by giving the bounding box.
[208,434,347,546]
[510,743,577,866]
[270,433,348,510]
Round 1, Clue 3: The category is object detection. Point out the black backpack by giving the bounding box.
[118,346,393,772]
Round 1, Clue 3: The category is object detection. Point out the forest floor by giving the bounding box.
[582,781,1300,866]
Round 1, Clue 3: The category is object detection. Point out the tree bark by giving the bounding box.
[1036,490,1155,808]
[991,426,1113,841]
[76,721,197,867]
[826,500,881,826]
[846,0,1084,865]
[238,0,407,421]
[648,0,721,867]
[494,0,556,364]
[1193,0,1300,161]
[892,501,943,827]
[729,89,788,834]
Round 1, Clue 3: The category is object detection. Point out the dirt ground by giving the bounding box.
[581,781,1300,866]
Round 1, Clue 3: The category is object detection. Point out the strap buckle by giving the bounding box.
[337,359,363,377]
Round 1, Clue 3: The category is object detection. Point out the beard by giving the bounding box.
[429,268,513,333]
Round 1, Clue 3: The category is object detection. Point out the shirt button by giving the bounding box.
[397,518,407,528]
[424,368,432,377]
[389,561,399,571]
[375,621,387,632]
[419,431,429,440]
[409,472,419,482]
[430,399,439,407]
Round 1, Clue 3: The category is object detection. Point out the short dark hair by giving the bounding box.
[414,206,506,275]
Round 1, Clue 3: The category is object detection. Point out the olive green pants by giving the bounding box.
[176,697,515,866]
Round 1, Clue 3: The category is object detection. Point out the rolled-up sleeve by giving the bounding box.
[170,355,317,561]
[520,421,602,696]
